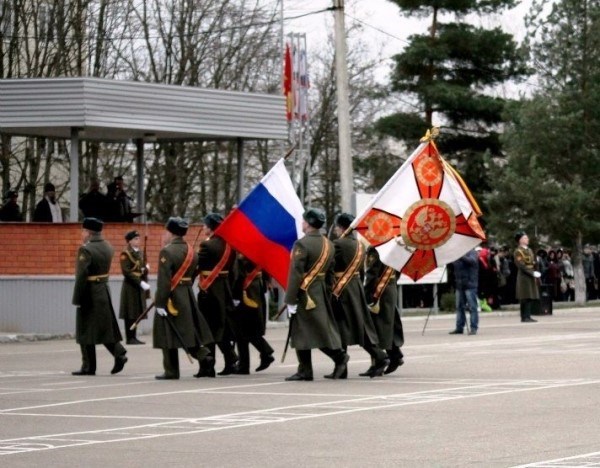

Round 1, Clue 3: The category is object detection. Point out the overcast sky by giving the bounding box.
[276,0,532,87]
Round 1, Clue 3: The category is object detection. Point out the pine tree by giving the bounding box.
[375,0,528,207]
[486,0,600,302]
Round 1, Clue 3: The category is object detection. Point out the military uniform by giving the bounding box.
[364,247,405,374]
[119,234,147,344]
[514,232,540,322]
[332,229,388,378]
[284,208,347,381]
[197,213,238,375]
[153,219,214,379]
[230,255,274,374]
[72,218,127,376]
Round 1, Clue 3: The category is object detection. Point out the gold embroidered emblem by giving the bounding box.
[401,199,455,250]
[79,254,86,261]
[294,246,303,257]
[355,209,401,245]
[160,256,167,263]
[414,155,443,187]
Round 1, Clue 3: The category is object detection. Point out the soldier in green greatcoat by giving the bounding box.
[331,213,389,378]
[72,218,128,376]
[153,217,214,380]
[514,230,540,323]
[196,213,238,377]
[364,246,405,375]
[284,208,348,381]
[119,230,149,345]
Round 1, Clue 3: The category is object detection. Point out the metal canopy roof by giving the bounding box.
[0,77,287,142]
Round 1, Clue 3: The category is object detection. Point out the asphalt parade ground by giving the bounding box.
[1,308,600,467]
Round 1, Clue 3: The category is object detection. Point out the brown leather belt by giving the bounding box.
[87,274,109,283]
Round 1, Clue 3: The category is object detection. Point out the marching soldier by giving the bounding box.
[230,254,275,374]
[364,246,405,375]
[331,214,389,378]
[514,230,540,323]
[196,213,238,377]
[119,230,150,344]
[72,218,128,376]
[284,208,348,381]
[153,217,214,380]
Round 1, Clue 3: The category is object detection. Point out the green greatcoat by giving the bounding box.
[153,237,214,349]
[72,233,122,345]
[196,235,236,342]
[364,247,404,350]
[118,246,146,320]
[514,246,540,300]
[284,231,342,350]
[332,236,379,347]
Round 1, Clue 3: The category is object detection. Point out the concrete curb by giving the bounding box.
[0,333,74,343]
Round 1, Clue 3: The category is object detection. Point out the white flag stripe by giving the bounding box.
[261,158,305,238]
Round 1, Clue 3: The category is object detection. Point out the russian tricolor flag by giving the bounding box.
[215,159,304,288]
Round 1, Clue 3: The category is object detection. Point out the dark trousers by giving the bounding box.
[161,346,213,378]
[124,319,138,341]
[237,337,274,372]
[520,299,536,320]
[296,348,345,376]
[206,341,238,369]
[362,332,387,362]
[80,342,126,373]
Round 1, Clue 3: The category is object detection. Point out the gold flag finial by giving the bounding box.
[420,127,440,142]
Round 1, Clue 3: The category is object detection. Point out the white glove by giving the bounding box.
[533,271,541,278]
[156,307,168,317]
[140,281,151,291]
[145,264,150,273]
[233,299,240,307]
[287,304,297,317]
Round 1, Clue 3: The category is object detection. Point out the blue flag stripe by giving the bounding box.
[238,183,298,252]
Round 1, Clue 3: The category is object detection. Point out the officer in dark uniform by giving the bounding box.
[72,218,128,376]
[153,217,214,380]
[364,247,405,375]
[196,213,238,377]
[514,230,540,323]
[284,208,348,381]
[230,253,275,374]
[331,213,389,378]
[119,230,149,344]
[0,190,23,222]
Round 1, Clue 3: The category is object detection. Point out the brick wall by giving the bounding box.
[0,223,205,275]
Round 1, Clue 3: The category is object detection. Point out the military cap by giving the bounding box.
[125,230,140,242]
[335,212,354,229]
[83,217,103,232]
[166,217,188,236]
[204,213,224,231]
[44,182,56,193]
[303,207,326,229]
[514,230,527,242]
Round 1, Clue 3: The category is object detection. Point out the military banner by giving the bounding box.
[351,131,485,281]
